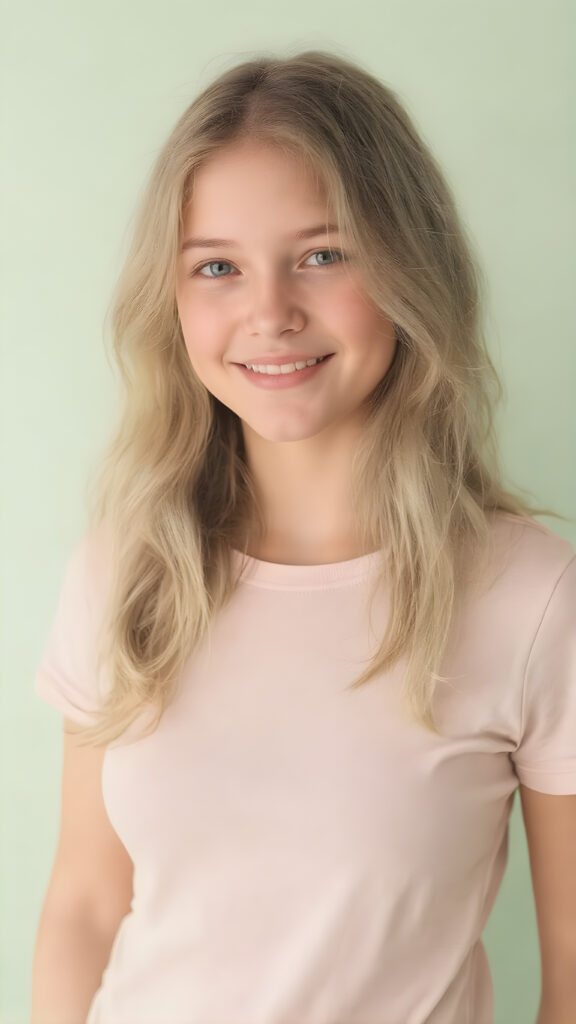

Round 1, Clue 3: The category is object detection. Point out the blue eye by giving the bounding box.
[198,260,235,278]
[305,249,344,266]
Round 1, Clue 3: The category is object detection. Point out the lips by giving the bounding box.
[235,353,334,389]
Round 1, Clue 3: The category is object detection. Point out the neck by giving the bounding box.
[240,423,368,565]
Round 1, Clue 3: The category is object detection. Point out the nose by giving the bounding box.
[244,271,307,337]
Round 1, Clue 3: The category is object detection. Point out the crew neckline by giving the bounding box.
[230,547,384,589]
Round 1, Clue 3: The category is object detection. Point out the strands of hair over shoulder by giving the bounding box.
[79,49,539,748]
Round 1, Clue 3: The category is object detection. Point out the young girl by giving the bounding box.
[31,50,576,1024]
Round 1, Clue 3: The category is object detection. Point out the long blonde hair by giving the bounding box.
[78,48,534,747]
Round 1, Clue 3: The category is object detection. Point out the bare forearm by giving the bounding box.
[536,1010,576,1024]
[536,993,576,1024]
[30,906,117,1024]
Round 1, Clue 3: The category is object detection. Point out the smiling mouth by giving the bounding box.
[241,355,332,375]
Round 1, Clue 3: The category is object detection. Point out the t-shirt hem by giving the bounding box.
[35,669,98,725]
[514,764,576,795]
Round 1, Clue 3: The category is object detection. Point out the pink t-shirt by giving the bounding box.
[34,514,576,1024]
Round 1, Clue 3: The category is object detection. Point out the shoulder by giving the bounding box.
[483,512,575,598]
[453,513,575,657]
[69,524,117,593]
[47,525,119,641]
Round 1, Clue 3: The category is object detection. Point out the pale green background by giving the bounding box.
[2,0,575,1022]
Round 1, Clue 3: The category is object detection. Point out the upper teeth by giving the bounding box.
[244,356,325,374]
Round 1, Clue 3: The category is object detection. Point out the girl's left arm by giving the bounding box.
[519,785,576,1024]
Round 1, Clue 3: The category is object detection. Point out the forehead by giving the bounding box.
[183,142,331,225]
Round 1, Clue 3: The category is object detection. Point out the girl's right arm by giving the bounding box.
[30,721,134,1024]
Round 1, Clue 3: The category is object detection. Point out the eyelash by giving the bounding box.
[191,249,346,280]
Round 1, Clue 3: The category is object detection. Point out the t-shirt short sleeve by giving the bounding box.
[511,553,576,794]
[34,532,110,725]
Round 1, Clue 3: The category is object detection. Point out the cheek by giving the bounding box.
[177,296,224,361]
[333,290,396,354]
[329,285,378,327]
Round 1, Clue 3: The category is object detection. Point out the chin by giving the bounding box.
[242,419,331,446]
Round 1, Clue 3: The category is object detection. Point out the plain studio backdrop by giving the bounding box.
[1,1,574,1021]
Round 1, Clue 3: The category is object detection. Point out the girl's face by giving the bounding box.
[175,142,397,446]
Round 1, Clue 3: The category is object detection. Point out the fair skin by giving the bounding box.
[30,726,134,1023]
[175,141,397,564]
[520,787,576,1023]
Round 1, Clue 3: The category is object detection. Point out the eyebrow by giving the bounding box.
[180,223,340,252]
